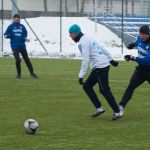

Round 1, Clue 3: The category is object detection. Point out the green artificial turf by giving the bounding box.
[0,57,149,150]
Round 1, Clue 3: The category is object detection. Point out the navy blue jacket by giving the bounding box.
[132,36,150,66]
[4,22,27,49]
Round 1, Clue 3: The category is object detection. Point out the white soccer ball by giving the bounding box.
[24,119,39,134]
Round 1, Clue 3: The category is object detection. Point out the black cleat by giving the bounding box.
[16,75,21,80]
[31,73,38,78]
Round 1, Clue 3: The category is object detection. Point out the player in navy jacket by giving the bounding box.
[4,14,37,79]
[119,25,150,112]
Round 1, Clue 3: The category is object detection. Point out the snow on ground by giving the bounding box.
[1,17,137,59]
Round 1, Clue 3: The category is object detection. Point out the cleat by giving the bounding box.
[112,111,123,120]
[91,107,105,117]
[31,73,38,78]
[16,75,21,80]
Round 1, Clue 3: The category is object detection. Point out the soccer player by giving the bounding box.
[69,24,123,120]
[119,25,150,112]
[4,14,37,79]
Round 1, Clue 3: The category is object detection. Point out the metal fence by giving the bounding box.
[0,0,150,55]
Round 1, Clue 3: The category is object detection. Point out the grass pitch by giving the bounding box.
[0,57,149,150]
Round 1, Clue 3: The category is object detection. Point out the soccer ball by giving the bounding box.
[24,119,39,134]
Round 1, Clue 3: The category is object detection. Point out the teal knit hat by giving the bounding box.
[69,24,81,34]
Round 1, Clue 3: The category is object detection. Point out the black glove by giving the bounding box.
[6,35,11,39]
[79,78,84,85]
[127,43,135,49]
[110,60,118,67]
[124,55,135,61]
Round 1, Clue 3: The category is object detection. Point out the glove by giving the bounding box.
[127,43,135,49]
[110,60,118,67]
[79,78,84,85]
[25,38,30,42]
[124,55,135,61]
[5,34,11,39]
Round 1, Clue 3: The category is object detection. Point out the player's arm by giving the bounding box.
[124,49,150,65]
[135,51,150,65]
[22,25,28,42]
[78,42,90,84]
[127,37,139,49]
[103,47,118,67]
[4,26,11,39]
[23,25,28,38]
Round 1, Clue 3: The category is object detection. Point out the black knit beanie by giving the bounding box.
[139,25,149,34]
[13,14,20,19]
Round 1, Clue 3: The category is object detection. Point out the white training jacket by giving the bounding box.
[78,35,113,78]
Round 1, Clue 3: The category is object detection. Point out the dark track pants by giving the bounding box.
[119,66,150,108]
[12,49,34,76]
[83,66,120,113]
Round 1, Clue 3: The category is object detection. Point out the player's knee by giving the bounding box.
[128,83,136,90]
[16,59,21,63]
[100,86,110,96]
[83,83,92,92]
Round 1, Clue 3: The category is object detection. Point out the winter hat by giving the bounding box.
[13,14,20,18]
[69,24,81,34]
[139,25,149,34]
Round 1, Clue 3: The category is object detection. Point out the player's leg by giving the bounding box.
[119,68,145,108]
[145,70,150,84]
[21,49,37,78]
[13,49,21,79]
[97,67,121,117]
[83,70,105,117]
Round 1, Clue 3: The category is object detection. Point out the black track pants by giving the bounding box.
[119,66,150,107]
[83,66,120,113]
[13,49,34,75]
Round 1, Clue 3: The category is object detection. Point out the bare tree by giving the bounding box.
[106,0,109,13]
[125,0,129,16]
[64,0,68,16]
[148,0,150,16]
[76,0,79,13]
[43,0,48,12]
[98,0,101,7]
[110,0,113,13]
[131,0,135,16]
[80,0,86,16]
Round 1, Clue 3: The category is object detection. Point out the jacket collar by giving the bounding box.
[74,32,84,43]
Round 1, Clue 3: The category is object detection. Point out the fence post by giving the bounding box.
[1,0,4,52]
[121,0,124,54]
[60,0,62,52]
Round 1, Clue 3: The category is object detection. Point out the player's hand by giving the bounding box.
[79,78,84,85]
[25,38,30,42]
[124,55,135,61]
[5,34,11,39]
[127,43,135,49]
[110,60,118,67]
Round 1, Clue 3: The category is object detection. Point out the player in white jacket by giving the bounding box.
[69,24,123,120]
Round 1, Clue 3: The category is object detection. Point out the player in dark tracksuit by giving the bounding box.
[119,25,150,112]
[4,14,37,79]
[69,24,123,120]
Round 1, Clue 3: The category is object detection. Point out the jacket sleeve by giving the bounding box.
[4,26,11,38]
[135,51,150,66]
[78,41,90,78]
[22,25,27,39]
[102,48,113,61]
[127,37,139,49]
